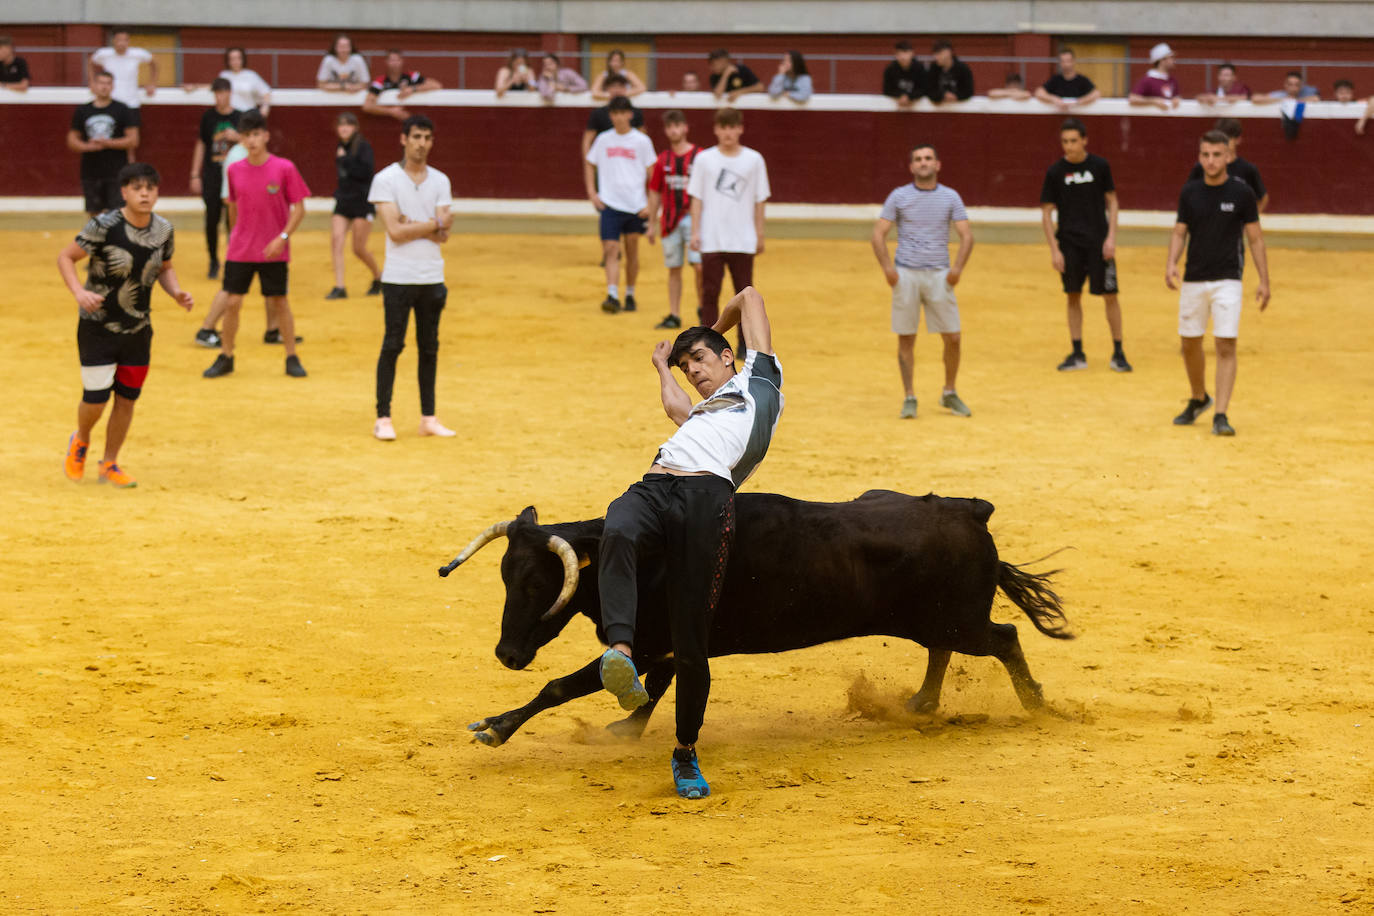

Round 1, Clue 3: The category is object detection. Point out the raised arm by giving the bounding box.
[652,341,692,426]
[712,286,772,355]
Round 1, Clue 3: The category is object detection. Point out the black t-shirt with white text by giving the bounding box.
[709,63,760,94]
[1176,178,1260,282]
[74,209,175,335]
[586,104,645,133]
[1040,153,1115,245]
[71,100,140,180]
[1187,156,1266,201]
[1042,73,1096,98]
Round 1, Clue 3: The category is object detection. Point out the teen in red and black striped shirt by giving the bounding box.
[647,110,701,329]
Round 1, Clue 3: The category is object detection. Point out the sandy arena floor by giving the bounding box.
[1,223,1371,914]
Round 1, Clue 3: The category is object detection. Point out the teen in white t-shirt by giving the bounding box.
[90,32,155,109]
[366,115,456,441]
[687,107,770,326]
[583,99,656,313]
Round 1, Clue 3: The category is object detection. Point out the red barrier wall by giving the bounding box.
[6,103,1372,214]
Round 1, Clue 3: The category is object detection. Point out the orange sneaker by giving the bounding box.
[97,461,137,488]
[64,433,89,481]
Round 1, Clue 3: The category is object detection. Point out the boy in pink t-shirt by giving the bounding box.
[204,111,311,379]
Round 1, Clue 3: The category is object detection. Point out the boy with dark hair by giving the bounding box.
[1186,117,1268,212]
[57,163,193,488]
[189,77,241,279]
[707,48,762,102]
[882,40,923,108]
[203,111,310,379]
[647,109,701,329]
[67,70,141,218]
[585,96,656,313]
[926,39,974,102]
[1040,118,1129,372]
[596,286,782,800]
[581,73,645,158]
[0,36,31,91]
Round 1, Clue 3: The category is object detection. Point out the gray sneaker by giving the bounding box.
[899,395,917,419]
[1057,352,1087,371]
[940,391,972,417]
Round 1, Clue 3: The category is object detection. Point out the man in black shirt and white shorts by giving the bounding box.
[1040,118,1129,372]
[1167,130,1271,436]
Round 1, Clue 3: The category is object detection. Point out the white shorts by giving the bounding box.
[661,215,701,269]
[892,266,960,335]
[1178,279,1243,338]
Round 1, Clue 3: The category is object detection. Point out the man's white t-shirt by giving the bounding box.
[586,127,656,215]
[367,162,454,285]
[219,143,248,201]
[687,145,771,254]
[91,46,153,109]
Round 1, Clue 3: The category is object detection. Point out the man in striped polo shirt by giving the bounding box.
[871,144,975,418]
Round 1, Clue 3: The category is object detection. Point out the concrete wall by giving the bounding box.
[6,0,1374,37]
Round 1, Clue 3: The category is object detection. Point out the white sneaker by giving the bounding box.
[418,416,456,437]
[373,417,397,441]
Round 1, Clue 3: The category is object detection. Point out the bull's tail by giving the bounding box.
[998,560,1074,640]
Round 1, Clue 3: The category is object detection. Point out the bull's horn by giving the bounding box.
[540,535,581,621]
[438,520,511,577]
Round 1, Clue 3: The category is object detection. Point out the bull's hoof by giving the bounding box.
[467,719,506,747]
[906,693,940,714]
[605,716,648,740]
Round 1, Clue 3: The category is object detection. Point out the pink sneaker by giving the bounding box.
[373,417,397,441]
[418,416,456,437]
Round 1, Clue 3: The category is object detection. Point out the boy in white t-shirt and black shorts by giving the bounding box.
[584,96,655,314]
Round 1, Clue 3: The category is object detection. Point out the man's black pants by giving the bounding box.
[202,164,226,266]
[376,282,446,418]
[599,473,735,747]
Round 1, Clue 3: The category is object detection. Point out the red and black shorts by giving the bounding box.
[223,260,289,297]
[78,321,151,404]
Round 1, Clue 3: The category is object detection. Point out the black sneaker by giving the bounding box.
[1212,413,1235,436]
[264,330,304,344]
[601,296,621,314]
[1057,352,1087,371]
[324,287,347,300]
[622,294,637,313]
[1173,393,1213,425]
[194,328,221,349]
[1110,354,1133,373]
[655,314,682,329]
[366,279,383,296]
[285,355,307,378]
[207,263,219,280]
[203,354,234,378]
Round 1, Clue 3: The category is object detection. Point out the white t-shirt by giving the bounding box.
[220,68,270,111]
[317,53,370,86]
[586,128,656,215]
[687,145,771,253]
[91,47,153,108]
[368,162,454,285]
[220,143,248,200]
[656,350,784,488]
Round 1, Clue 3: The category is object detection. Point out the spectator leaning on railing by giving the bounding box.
[1265,71,1320,102]
[1036,49,1100,110]
[1333,80,1356,103]
[988,73,1030,100]
[582,73,645,161]
[882,41,924,109]
[926,40,973,103]
[1129,42,1181,110]
[495,49,535,97]
[0,36,31,91]
[537,52,588,103]
[592,49,646,100]
[90,29,156,109]
[1197,62,1249,104]
[317,34,369,91]
[364,50,442,121]
[219,48,271,114]
[708,49,763,103]
[768,51,812,103]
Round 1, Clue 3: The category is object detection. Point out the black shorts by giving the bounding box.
[1060,241,1119,296]
[333,197,375,220]
[77,321,152,403]
[223,261,289,297]
[81,176,122,214]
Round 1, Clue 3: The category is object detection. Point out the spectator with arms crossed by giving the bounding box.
[317,35,369,91]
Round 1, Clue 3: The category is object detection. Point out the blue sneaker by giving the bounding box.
[599,649,649,711]
[671,747,710,799]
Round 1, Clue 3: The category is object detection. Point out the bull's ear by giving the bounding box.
[517,506,538,525]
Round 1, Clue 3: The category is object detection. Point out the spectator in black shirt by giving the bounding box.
[363,50,442,121]
[326,112,382,300]
[1035,49,1100,110]
[67,71,141,218]
[1167,130,1270,436]
[1186,118,1268,212]
[882,40,924,109]
[582,73,645,160]
[0,35,30,91]
[1040,118,1128,372]
[189,78,240,278]
[926,39,973,103]
[708,49,763,103]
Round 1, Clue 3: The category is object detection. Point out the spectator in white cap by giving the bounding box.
[1130,42,1180,109]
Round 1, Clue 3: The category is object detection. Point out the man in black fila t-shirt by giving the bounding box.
[1166,130,1271,436]
[1040,118,1130,372]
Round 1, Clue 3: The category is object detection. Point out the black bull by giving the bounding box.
[441,489,1073,747]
